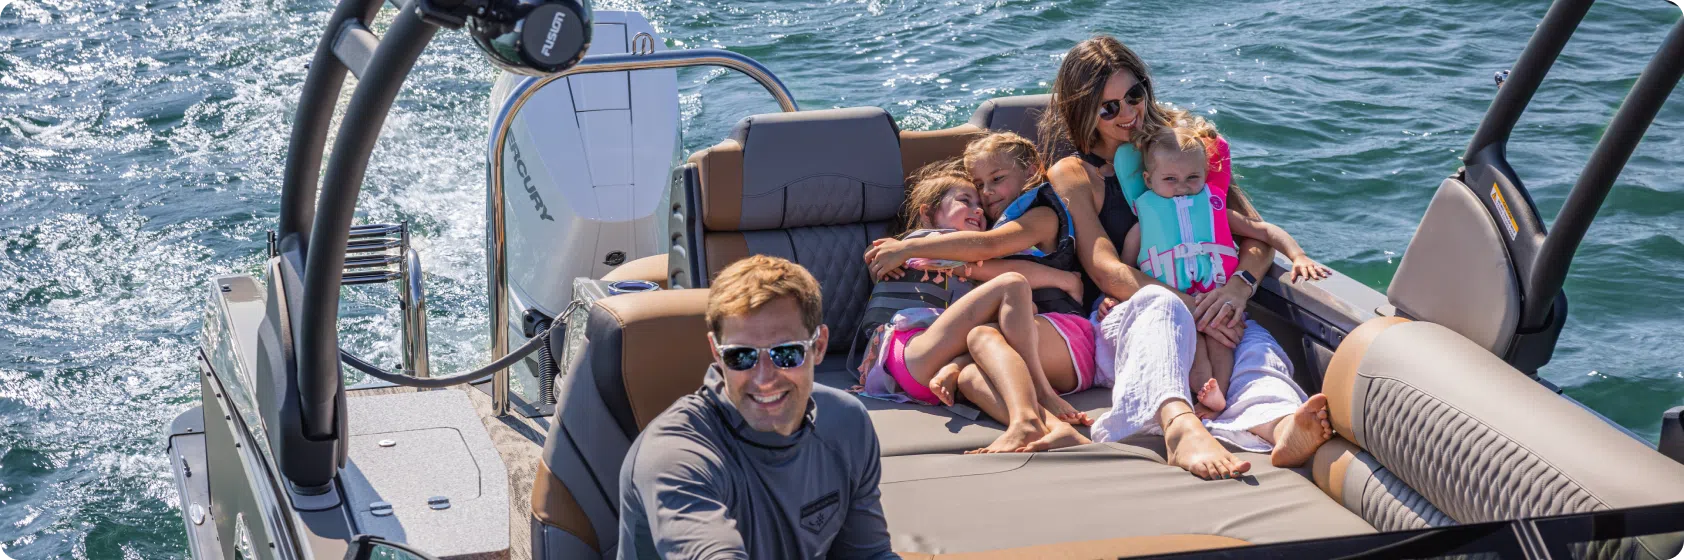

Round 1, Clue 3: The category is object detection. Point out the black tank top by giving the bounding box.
[1079,152,1139,244]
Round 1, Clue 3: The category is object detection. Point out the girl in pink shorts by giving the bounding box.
[860,164,1094,454]
[867,134,1100,430]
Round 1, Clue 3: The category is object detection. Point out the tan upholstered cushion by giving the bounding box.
[601,254,668,288]
[1323,319,1684,532]
[899,125,984,181]
[1322,316,1409,437]
[691,140,745,232]
[897,534,1248,559]
[531,460,599,552]
[589,289,715,432]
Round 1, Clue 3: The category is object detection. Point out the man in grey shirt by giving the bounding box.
[617,256,898,559]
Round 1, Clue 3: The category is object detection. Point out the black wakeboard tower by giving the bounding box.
[261,0,800,492]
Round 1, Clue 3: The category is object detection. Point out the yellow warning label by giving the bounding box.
[1490,183,1518,240]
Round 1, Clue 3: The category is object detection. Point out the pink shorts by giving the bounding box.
[1040,312,1098,394]
[884,327,943,406]
[883,313,1098,406]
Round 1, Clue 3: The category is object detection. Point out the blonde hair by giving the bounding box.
[1042,35,1259,219]
[706,255,823,335]
[963,131,1046,186]
[896,159,976,235]
[1141,115,1217,170]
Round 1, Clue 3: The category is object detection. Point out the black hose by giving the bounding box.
[536,318,558,404]
[339,322,552,389]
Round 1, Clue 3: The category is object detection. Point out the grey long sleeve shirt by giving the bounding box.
[617,366,898,560]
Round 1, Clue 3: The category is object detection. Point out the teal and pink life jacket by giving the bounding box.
[1115,136,1238,294]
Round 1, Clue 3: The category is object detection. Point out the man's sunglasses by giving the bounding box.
[1098,81,1149,121]
[709,328,822,371]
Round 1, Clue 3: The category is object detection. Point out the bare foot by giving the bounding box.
[928,366,961,406]
[1194,403,1218,421]
[1196,378,1227,415]
[1270,393,1333,467]
[966,422,1045,454]
[1015,420,1092,452]
[1038,392,1090,426]
[1165,415,1252,480]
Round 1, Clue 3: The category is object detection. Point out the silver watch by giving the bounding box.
[1236,270,1259,295]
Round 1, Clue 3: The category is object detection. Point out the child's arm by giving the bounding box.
[864,207,1059,276]
[1226,209,1331,282]
[959,259,1082,302]
[1123,224,1142,266]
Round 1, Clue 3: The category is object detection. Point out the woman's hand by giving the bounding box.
[1290,255,1331,282]
[1202,319,1246,349]
[864,238,913,281]
[1191,280,1251,331]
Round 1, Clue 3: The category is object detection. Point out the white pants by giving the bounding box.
[1089,285,1307,452]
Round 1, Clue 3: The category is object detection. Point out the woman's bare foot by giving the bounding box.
[1038,392,1090,426]
[1165,413,1251,480]
[1269,393,1333,467]
[966,421,1046,454]
[1015,420,1092,452]
[928,365,962,406]
[1196,378,1227,415]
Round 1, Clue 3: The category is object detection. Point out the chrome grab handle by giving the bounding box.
[398,246,430,380]
[488,48,798,416]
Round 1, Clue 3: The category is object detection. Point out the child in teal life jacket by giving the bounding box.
[1119,119,1330,419]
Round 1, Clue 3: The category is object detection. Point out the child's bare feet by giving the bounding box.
[1165,412,1251,480]
[1196,378,1227,416]
[966,421,1046,454]
[928,365,962,406]
[1194,403,1218,421]
[1270,394,1333,467]
[1038,392,1090,426]
[1015,420,1091,452]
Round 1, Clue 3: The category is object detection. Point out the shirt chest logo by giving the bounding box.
[798,490,841,535]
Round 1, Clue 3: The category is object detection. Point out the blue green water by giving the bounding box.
[2,0,1681,556]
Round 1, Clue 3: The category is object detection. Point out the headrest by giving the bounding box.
[968,94,1052,148]
[584,289,714,436]
[693,107,905,231]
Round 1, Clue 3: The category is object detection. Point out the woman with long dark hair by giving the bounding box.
[1043,36,1332,479]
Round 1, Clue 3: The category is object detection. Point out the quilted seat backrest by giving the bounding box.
[1319,317,1684,558]
[681,107,906,350]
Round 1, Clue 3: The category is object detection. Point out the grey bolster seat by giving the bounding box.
[1316,317,1684,558]
[530,289,714,559]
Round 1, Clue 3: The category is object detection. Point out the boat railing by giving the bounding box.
[485,49,800,416]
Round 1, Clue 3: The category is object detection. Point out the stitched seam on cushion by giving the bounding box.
[1360,374,1611,512]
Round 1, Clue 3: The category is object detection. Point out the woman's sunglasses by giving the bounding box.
[1098,81,1149,121]
[709,328,822,371]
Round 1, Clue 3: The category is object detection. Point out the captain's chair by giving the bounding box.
[530,289,714,558]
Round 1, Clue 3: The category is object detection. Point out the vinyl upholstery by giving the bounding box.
[1322,318,1684,558]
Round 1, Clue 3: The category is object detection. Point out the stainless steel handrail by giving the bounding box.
[487,48,799,416]
[399,246,430,380]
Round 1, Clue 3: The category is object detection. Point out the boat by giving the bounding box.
[165,0,1684,557]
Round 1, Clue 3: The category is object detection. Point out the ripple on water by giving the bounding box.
[4,0,1684,556]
